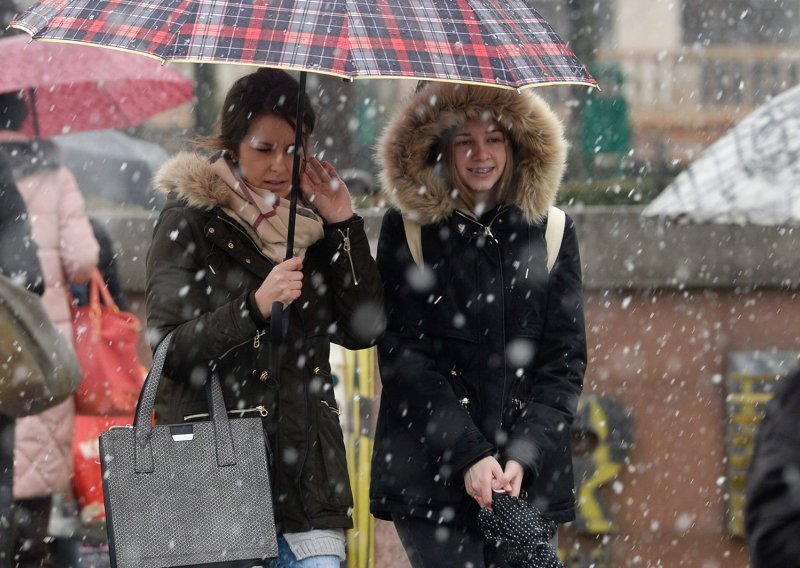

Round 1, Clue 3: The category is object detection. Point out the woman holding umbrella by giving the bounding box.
[145,68,383,566]
[371,82,587,566]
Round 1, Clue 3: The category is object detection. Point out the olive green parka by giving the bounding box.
[146,152,383,533]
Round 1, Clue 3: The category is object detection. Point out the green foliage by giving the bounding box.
[557,175,672,206]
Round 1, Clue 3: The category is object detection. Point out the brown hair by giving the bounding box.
[0,90,29,132]
[198,68,315,155]
[440,118,516,213]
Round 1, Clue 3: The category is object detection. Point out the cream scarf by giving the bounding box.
[211,157,324,264]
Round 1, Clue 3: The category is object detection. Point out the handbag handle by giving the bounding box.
[133,330,237,473]
[89,267,119,312]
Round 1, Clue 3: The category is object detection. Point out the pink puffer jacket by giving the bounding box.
[14,164,99,500]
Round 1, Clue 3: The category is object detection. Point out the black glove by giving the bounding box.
[477,491,563,568]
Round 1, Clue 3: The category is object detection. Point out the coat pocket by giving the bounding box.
[447,366,482,423]
[302,399,353,517]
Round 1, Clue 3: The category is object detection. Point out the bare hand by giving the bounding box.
[301,156,354,224]
[464,456,510,510]
[501,460,525,497]
[253,256,303,315]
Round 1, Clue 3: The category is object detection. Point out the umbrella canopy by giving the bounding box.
[12,0,596,256]
[55,129,169,209]
[12,0,596,90]
[0,34,193,138]
[642,83,800,225]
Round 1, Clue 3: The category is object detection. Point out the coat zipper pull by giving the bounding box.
[253,330,264,348]
[338,228,359,286]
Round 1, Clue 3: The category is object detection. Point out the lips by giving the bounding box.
[468,167,494,175]
[262,180,288,189]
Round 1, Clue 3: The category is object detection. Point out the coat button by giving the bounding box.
[227,241,235,249]
[259,371,269,382]
[208,227,215,234]
[245,258,251,264]
[313,367,321,374]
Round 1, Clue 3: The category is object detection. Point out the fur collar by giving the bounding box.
[377,83,567,225]
[153,152,230,210]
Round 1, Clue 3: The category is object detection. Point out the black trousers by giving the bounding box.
[11,497,55,568]
[392,514,506,568]
[0,415,14,568]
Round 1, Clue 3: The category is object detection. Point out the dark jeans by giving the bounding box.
[392,514,503,568]
[11,497,55,568]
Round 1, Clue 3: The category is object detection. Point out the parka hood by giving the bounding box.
[377,83,567,225]
[153,151,229,210]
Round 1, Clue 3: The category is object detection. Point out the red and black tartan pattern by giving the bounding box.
[13,0,595,89]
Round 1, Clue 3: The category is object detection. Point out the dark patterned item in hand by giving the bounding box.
[478,491,563,568]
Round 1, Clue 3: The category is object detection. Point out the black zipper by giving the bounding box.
[453,208,510,429]
[216,215,273,263]
[182,405,269,422]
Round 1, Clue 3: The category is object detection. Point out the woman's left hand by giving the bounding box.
[301,156,354,224]
[501,460,525,497]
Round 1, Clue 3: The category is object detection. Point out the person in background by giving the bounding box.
[0,138,44,567]
[745,365,800,568]
[0,90,99,567]
[146,68,383,567]
[70,217,128,311]
[370,82,586,567]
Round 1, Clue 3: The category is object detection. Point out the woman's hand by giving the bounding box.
[301,156,354,224]
[253,256,304,316]
[502,460,525,497]
[464,456,511,510]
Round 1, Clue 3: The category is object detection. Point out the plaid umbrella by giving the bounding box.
[12,0,595,348]
[13,0,596,90]
[13,0,595,255]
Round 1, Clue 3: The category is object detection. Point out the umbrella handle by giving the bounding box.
[269,301,290,382]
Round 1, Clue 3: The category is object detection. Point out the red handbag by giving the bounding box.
[73,414,133,523]
[72,268,145,415]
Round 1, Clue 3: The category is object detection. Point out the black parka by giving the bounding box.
[745,365,800,568]
[146,153,383,533]
[370,83,586,524]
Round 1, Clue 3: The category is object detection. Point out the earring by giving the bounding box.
[223,149,238,164]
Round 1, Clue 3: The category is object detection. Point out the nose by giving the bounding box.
[471,141,489,160]
[268,150,286,170]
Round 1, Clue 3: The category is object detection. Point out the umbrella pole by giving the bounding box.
[269,71,307,371]
[28,88,41,138]
[285,70,307,260]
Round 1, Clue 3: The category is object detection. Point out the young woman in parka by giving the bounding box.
[146,68,384,567]
[370,82,587,566]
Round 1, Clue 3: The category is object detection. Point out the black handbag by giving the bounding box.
[100,331,278,568]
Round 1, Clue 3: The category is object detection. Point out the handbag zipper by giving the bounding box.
[182,405,269,422]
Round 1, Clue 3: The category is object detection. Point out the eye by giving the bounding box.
[488,136,504,144]
[455,139,472,147]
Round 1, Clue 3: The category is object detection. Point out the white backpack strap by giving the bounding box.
[404,208,563,273]
[403,216,424,269]
[545,206,565,273]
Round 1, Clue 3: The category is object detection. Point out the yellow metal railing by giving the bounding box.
[342,347,377,568]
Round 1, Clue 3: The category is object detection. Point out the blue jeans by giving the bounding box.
[266,536,341,568]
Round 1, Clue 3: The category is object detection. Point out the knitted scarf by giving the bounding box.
[211,157,324,264]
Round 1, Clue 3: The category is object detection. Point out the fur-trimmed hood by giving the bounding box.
[377,83,567,225]
[153,151,229,210]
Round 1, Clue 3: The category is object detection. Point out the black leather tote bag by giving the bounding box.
[100,331,278,568]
